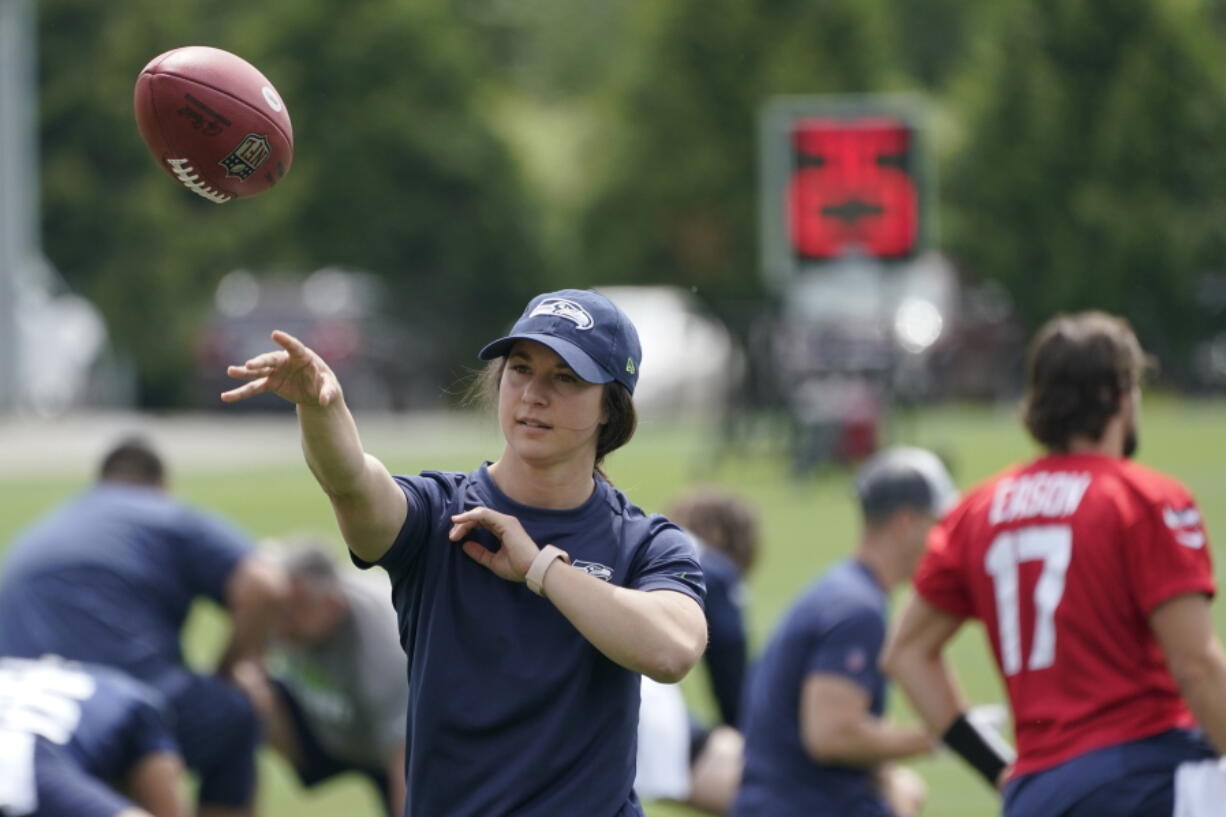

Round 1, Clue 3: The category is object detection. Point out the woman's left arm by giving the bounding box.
[545,568,707,683]
[451,507,707,683]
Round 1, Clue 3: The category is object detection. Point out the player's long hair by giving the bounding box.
[1022,311,1149,451]
[466,358,637,479]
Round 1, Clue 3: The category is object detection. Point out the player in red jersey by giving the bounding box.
[882,311,1226,817]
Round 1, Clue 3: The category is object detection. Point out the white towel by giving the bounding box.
[1174,757,1226,817]
[0,729,37,817]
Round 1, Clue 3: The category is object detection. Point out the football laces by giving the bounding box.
[165,158,232,204]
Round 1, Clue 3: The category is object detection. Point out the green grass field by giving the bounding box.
[1,398,1223,816]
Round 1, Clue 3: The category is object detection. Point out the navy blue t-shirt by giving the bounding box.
[698,544,748,727]
[733,559,890,817]
[0,657,178,782]
[354,464,705,817]
[0,484,251,693]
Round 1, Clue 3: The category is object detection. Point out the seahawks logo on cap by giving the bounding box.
[529,298,594,330]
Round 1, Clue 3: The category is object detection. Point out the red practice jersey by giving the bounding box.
[915,453,1214,777]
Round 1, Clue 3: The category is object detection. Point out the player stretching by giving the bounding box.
[0,656,185,817]
[883,311,1226,817]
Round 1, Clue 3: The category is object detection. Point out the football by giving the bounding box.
[134,46,293,203]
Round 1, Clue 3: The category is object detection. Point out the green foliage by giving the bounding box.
[35,0,1226,404]
[576,0,901,313]
[943,0,1226,369]
[39,0,544,406]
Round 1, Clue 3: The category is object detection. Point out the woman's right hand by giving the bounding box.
[221,330,342,408]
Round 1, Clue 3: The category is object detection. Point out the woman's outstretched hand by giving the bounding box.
[221,330,342,408]
[449,507,541,583]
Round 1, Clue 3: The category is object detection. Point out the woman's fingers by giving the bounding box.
[461,540,496,567]
[461,540,520,582]
[225,364,273,381]
[450,507,520,540]
[220,377,270,403]
[271,329,310,358]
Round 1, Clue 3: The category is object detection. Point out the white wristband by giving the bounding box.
[526,545,570,597]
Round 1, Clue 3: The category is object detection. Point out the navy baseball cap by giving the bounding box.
[478,289,642,394]
[855,447,959,522]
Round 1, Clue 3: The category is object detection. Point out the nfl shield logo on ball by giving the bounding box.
[219,133,272,180]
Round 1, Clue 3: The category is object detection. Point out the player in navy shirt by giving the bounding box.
[222,288,708,817]
[733,448,958,817]
[668,487,761,729]
[0,439,288,817]
[0,656,185,817]
[633,488,760,814]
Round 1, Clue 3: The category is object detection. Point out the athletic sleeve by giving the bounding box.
[628,522,706,607]
[1128,492,1214,617]
[351,472,459,572]
[805,607,886,693]
[914,512,974,618]
[176,510,253,603]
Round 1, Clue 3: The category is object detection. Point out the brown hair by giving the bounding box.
[667,487,760,575]
[1022,311,1147,451]
[467,358,638,475]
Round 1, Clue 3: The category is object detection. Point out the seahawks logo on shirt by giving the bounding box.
[571,560,613,581]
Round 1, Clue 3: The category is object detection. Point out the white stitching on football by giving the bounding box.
[166,158,232,204]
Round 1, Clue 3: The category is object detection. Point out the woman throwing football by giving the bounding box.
[222,288,707,817]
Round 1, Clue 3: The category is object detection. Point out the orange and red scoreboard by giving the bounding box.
[760,97,929,286]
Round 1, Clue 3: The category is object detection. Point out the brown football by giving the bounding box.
[134,46,293,203]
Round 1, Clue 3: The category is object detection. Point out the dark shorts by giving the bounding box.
[165,672,260,809]
[25,740,129,817]
[271,678,393,816]
[1004,729,1216,817]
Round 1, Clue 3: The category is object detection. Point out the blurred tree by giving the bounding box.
[39,0,543,406]
[573,0,902,328]
[40,0,1226,403]
[885,0,1011,91]
[943,0,1226,372]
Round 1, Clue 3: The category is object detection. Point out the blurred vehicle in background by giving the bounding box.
[9,255,111,416]
[194,267,439,411]
[924,279,1024,403]
[599,285,742,416]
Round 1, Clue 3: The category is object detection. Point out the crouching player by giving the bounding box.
[233,543,408,816]
[732,448,957,817]
[634,488,761,815]
[0,656,185,817]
